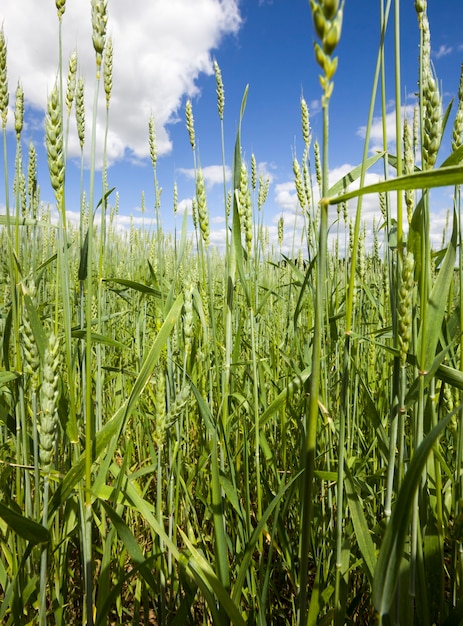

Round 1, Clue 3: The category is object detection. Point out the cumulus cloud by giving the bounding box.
[255,160,275,183]
[176,197,194,216]
[357,103,416,153]
[178,161,272,188]
[309,99,322,117]
[274,181,299,213]
[178,164,232,186]
[1,0,241,165]
[434,44,453,59]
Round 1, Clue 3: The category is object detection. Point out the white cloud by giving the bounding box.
[178,164,232,186]
[211,215,225,224]
[309,99,321,117]
[209,227,228,248]
[434,44,453,59]
[178,161,271,188]
[176,197,193,216]
[357,104,416,152]
[274,181,299,213]
[1,0,241,165]
[256,161,275,183]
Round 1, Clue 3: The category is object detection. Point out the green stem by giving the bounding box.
[83,64,102,626]
[394,0,403,249]
[299,89,329,626]
[346,0,391,331]
[334,332,349,618]
[250,304,262,552]
[40,475,50,626]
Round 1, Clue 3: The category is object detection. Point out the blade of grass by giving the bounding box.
[416,209,457,373]
[344,465,377,585]
[0,502,50,545]
[373,410,453,617]
[325,165,463,206]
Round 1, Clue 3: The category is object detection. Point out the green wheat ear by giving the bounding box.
[103,37,113,108]
[310,0,344,101]
[451,63,463,152]
[214,59,224,120]
[149,114,157,167]
[196,168,210,247]
[91,0,108,73]
[185,98,196,151]
[65,50,77,117]
[40,334,60,473]
[45,83,64,206]
[76,76,86,149]
[14,82,24,139]
[421,14,442,170]
[0,27,9,129]
[55,0,66,19]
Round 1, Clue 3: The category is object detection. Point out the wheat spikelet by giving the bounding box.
[173,181,178,215]
[65,50,77,117]
[14,81,24,139]
[251,154,257,192]
[314,140,322,190]
[196,169,209,246]
[258,175,270,211]
[91,0,108,73]
[293,157,308,210]
[226,189,232,219]
[13,146,26,217]
[419,13,442,169]
[310,0,344,99]
[153,367,167,449]
[301,96,311,148]
[214,59,224,121]
[76,76,85,149]
[55,0,66,19]
[27,142,38,218]
[0,28,9,129]
[149,115,157,168]
[21,282,40,392]
[403,119,415,223]
[302,149,312,210]
[40,333,60,472]
[45,83,64,205]
[191,197,198,231]
[237,161,253,253]
[238,160,249,219]
[244,194,253,254]
[104,37,113,109]
[415,0,426,16]
[185,99,196,151]
[398,252,415,365]
[452,64,463,152]
[278,216,284,248]
[183,282,194,356]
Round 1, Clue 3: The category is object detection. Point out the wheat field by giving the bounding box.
[1,1,463,624]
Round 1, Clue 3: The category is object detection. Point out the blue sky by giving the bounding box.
[1,0,463,254]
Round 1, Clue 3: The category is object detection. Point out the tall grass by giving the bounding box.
[1,1,463,624]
